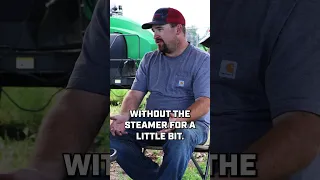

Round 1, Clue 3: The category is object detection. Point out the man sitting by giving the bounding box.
[110,7,210,180]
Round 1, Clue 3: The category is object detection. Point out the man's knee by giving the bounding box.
[110,133,134,147]
[165,126,207,148]
[110,134,123,142]
[176,128,197,142]
[164,128,195,148]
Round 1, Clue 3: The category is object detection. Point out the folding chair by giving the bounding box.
[142,130,210,180]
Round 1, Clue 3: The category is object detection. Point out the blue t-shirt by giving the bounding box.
[211,0,320,179]
[131,44,210,128]
[67,0,109,96]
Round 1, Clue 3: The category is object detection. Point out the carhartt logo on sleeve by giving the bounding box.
[219,60,237,79]
[178,80,185,87]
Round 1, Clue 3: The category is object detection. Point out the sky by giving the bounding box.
[110,0,210,37]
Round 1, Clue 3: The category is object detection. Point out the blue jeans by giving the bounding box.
[110,117,208,180]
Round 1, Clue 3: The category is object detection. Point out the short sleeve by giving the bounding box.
[130,54,149,93]
[193,53,210,99]
[66,0,109,96]
[266,0,320,119]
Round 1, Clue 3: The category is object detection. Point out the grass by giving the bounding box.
[0,137,35,172]
[0,87,58,172]
[0,88,209,179]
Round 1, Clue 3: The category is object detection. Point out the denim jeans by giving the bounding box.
[110,117,209,180]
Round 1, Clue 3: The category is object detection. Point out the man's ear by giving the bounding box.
[176,24,183,35]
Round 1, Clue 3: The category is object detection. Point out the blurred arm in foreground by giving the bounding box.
[0,0,110,179]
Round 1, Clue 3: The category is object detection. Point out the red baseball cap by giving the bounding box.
[142,7,186,29]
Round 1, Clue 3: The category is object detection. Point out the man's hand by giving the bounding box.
[0,169,54,180]
[158,113,180,133]
[110,114,130,136]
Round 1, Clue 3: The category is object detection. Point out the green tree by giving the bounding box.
[186,26,200,46]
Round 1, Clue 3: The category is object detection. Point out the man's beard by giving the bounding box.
[158,41,170,53]
[156,37,179,54]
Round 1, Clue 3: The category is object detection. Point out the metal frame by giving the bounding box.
[110,33,142,89]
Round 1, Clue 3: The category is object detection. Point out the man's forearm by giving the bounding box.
[120,92,144,116]
[179,97,210,122]
[29,90,109,179]
[244,112,320,180]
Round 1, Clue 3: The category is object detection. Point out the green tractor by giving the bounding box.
[199,33,210,52]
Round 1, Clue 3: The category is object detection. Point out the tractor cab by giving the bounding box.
[0,0,95,87]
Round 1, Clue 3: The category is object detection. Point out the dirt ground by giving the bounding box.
[110,149,207,180]
[110,162,126,180]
